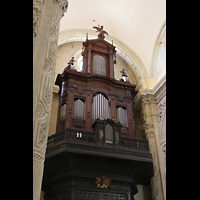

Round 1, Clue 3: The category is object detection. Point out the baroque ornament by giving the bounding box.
[95,177,111,189]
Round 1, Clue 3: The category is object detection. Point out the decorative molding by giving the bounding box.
[33,152,45,164]
[33,0,45,37]
[134,74,166,109]
[109,92,132,103]
[67,83,76,92]
[85,88,94,96]
[38,119,48,145]
[158,100,166,122]
[53,0,68,17]
[35,100,46,118]
[34,0,68,151]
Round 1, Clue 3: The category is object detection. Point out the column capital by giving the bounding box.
[33,0,45,37]
[53,0,68,17]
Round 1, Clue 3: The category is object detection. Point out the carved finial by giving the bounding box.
[62,57,75,73]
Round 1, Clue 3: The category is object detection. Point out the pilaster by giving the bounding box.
[33,1,68,200]
[134,75,166,200]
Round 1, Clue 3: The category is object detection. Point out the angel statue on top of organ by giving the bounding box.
[93,23,108,39]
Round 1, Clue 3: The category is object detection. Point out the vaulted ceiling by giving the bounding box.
[59,0,166,82]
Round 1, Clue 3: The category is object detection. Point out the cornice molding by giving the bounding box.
[134,74,166,108]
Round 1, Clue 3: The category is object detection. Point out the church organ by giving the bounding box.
[42,26,154,200]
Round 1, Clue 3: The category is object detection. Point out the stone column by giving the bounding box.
[134,91,165,200]
[33,1,68,200]
[143,119,164,200]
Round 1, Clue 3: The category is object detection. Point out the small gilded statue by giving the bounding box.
[93,25,108,39]
[62,57,75,73]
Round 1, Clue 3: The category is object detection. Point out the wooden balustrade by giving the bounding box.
[121,137,149,151]
[47,128,149,152]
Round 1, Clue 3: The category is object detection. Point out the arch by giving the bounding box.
[58,29,149,83]
[150,20,166,82]
[74,49,83,71]
[92,92,109,101]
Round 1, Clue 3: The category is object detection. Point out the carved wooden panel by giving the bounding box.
[75,191,100,200]
[74,190,127,200]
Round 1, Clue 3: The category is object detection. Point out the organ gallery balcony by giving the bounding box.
[44,123,154,187]
[46,128,152,162]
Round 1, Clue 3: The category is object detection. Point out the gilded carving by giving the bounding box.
[95,177,111,189]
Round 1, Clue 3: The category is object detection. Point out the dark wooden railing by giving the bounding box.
[47,128,149,152]
[121,137,149,151]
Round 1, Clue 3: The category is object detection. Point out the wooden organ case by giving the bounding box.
[42,27,154,200]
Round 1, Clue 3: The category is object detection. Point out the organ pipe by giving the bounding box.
[92,93,110,121]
